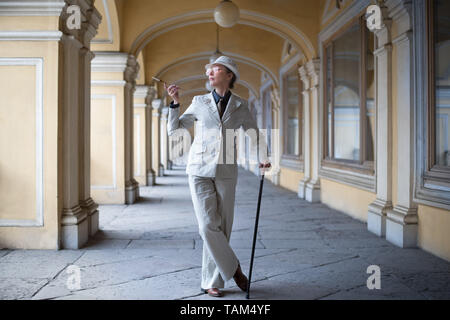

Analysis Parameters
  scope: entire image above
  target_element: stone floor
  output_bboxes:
[1,167,450,300]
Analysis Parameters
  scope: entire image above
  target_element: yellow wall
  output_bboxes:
[321,178,376,222]
[0,41,60,249]
[418,205,450,262]
[91,0,121,51]
[90,86,126,204]
[133,106,147,186]
[279,167,304,193]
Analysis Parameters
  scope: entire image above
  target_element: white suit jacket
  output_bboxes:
[167,92,268,178]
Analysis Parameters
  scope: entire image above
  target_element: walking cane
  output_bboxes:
[246,163,269,299]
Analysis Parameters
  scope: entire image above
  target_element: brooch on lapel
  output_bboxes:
[201,96,211,104]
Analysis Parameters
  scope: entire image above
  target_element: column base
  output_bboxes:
[158,163,164,177]
[167,160,173,170]
[125,179,139,204]
[61,205,89,249]
[305,180,320,203]
[80,197,99,237]
[146,169,156,186]
[298,178,309,199]
[134,179,140,199]
[386,205,418,248]
[367,199,392,237]
[89,210,99,236]
[270,169,280,186]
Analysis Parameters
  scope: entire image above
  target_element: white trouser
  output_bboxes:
[188,174,239,289]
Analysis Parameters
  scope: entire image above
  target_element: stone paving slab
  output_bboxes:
[1,167,450,300]
[141,230,202,240]
[0,250,83,279]
[260,239,330,250]
[75,249,154,267]
[127,239,195,249]
[0,278,49,300]
[322,273,426,300]
[32,256,197,300]
[50,268,202,300]
[265,256,372,293]
[0,249,11,258]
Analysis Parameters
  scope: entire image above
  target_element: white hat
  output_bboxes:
[205,56,240,81]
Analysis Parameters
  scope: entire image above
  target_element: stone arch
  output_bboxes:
[129,10,315,60]
[92,0,121,51]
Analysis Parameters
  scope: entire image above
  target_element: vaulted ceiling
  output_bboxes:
[92,0,329,109]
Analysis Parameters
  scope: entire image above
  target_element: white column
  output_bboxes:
[160,106,169,173]
[270,87,281,185]
[367,2,393,237]
[146,88,157,185]
[298,64,311,199]
[305,59,321,203]
[385,0,418,247]
[60,34,86,248]
[124,55,140,204]
[61,0,101,248]
[79,48,99,237]
[152,99,163,177]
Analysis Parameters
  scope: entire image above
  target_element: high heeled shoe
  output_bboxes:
[201,287,224,297]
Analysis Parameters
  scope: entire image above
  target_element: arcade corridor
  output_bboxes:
[1,0,450,301]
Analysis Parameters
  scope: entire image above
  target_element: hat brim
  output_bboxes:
[204,63,239,80]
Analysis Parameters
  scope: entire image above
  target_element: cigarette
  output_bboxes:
[152,77,181,89]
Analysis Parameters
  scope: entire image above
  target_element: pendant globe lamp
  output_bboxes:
[214,0,240,28]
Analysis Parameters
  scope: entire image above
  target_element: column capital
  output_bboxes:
[125,54,139,85]
[306,58,320,88]
[146,87,157,106]
[60,0,101,47]
[134,85,157,104]
[134,85,150,98]
[386,0,412,24]
[298,65,310,91]
[270,87,281,112]
[366,1,393,45]
[91,51,129,72]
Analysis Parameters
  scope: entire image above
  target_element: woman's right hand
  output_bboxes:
[165,83,180,104]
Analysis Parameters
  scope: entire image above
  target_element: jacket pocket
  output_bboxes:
[193,143,206,154]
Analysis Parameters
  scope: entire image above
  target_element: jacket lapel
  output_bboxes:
[222,93,241,123]
[200,92,221,125]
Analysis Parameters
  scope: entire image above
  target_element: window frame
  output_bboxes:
[321,14,375,177]
[425,0,450,185]
[413,0,450,210]
[279,53,304,171]
[282,64,303,160]
[261,80,273,157]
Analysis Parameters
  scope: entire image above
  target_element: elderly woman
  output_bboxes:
[165,56,270,297]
